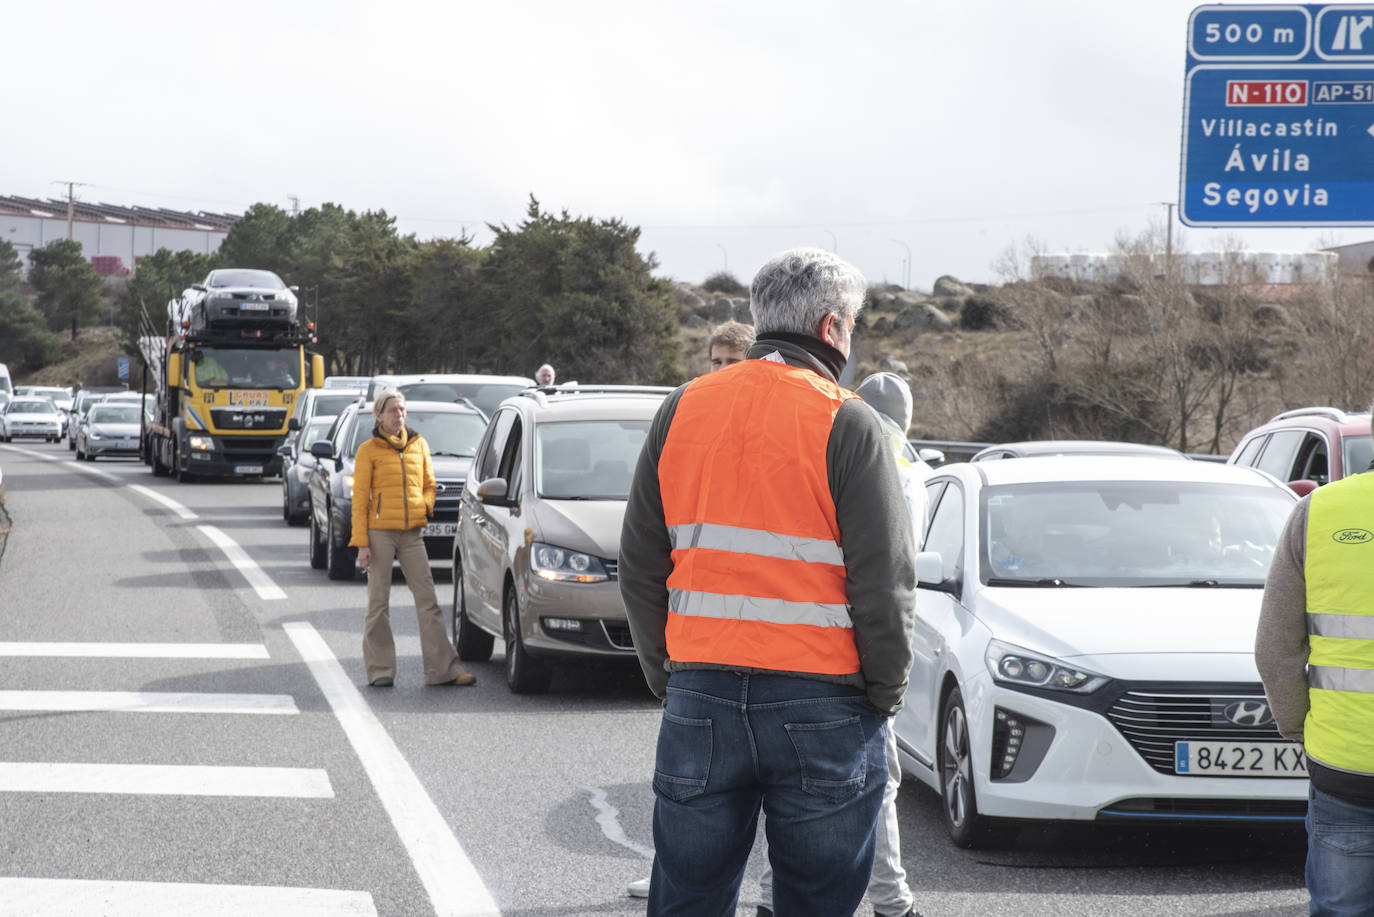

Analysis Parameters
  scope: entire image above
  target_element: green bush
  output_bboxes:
[702,271,747,296]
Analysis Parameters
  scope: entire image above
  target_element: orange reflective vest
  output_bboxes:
[657,358,861,676]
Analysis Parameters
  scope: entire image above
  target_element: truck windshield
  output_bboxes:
[194,349,300,389]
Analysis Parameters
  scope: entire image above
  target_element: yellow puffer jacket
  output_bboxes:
[349,427,436,547]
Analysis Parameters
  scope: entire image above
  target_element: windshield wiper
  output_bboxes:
[430,451,474,458]
[985,577,1083,587]
[1140,579,1261,588]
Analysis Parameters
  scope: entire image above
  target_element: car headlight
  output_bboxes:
[531,542,609,583]
[984,639,1109,694]
[343,474,354,491]
[187,435,216,451]
[87,428,104,440]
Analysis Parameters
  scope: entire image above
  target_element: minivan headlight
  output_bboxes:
[984,639,1109,694]
[531,542,609,583]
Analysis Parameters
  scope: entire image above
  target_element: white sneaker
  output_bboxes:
[626,876,651,898]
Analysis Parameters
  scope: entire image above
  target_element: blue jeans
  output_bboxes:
[647,670,887,917]
[1307,785,1374,916]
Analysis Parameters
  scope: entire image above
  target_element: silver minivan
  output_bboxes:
[451,386,670,693]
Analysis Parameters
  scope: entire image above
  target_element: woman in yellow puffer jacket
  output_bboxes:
[350,389,475,688]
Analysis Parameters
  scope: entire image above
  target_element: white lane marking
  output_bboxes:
[0,762,333,797]
[0,642,268,658]
[67,461,120,483]
[0,690,298,715]
[284,622,502,917]
[583,785,655,859]
[126,483,198,519]
[0,877,377,916]
[197,524,287,601]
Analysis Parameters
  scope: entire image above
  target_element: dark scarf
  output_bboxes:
[752,331,848,383]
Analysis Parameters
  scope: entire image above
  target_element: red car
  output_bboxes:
[1227,407,1373,491]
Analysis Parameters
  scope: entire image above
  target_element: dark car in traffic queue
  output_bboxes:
[279,414,336,525]
[307,399,488,580]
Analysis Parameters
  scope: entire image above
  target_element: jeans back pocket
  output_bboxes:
[653,711,713,803]
[785,715,866,803]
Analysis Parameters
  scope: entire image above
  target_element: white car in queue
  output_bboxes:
[894,455,1306,848]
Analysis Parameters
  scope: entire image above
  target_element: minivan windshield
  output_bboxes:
[208,270,286,289]
[348,409,486,459]
[980,480,1295,587]
[536,420,651,500]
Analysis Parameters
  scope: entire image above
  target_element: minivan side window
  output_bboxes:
[475,409,516,481]
[1233,434,1266,468]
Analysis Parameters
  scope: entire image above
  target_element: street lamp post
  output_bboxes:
[715,244,728,273]
[890,239,912,289]
[823,230,837,252]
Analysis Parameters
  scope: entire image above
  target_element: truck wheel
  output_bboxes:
[151,441,169,477]
[308,507,327,570]
[325,513,355,581]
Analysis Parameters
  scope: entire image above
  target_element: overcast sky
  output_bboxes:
[5,0,1353,290]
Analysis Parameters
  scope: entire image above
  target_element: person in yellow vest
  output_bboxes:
[1257,445,1374,916]
[620,247,917,916]
[351,389,475,688]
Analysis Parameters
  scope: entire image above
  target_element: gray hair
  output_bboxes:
[749,247,867,337]
[372,387,405,419]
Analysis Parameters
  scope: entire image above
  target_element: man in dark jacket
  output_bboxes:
[620,247,916,916]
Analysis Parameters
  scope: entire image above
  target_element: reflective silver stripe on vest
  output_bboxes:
[1308,613,1374,640]
[668,588,852,629]
[1310,665,1374,694]
[668,523,843,566]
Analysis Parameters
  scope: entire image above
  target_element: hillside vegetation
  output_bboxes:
[5,209,1370,456]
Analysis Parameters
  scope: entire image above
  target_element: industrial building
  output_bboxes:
[0,195,237,276]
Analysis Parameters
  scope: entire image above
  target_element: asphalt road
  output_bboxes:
[0,441,1310,917]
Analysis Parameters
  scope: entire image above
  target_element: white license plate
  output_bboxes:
[240,302,269,311]
[1174,741,1307,776]
[234,464,264,474]
[422,522,457,537]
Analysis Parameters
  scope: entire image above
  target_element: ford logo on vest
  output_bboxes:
[1333,528,1373,545]
[1223,701,1273,727]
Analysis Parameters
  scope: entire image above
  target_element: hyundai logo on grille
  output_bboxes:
[435,483,446,494]
[1222,700,1273,727]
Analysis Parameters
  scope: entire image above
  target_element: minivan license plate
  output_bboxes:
[1174,741,1307,776]
[422,522,457,537]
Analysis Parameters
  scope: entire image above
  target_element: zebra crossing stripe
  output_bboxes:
[0,690,298,715]
[0,762,333,798]
[0,877,376,916]
[0,642,269,658]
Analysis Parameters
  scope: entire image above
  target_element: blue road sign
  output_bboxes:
[1182,4,1374,226]
[117,357,129,380]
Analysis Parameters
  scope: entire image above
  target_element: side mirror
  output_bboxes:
[918,448,945,466]
[915,550,960,596]
[309,441,335,460]
[475,477,512,506]
[191,283,206,292]
[276,444,292,458]
[1287,479,1319,497]
[288,416,301,431]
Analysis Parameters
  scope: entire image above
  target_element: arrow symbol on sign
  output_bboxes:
[1368,124,1374,138]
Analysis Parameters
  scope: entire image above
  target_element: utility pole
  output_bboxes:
[1160,201,1176,280]
[288,195,300,217]
[53,180,90,240]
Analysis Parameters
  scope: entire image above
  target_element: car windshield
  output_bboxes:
[310,394,362,417]
[10,400,55,414]
[980,480,1295,587]
[209,270,285,289]
[88,406,139,424]
[536,419,651,500]
[1344,432,1373,478]
[193,348,299,389]
[348,410,485,458]
[397,382,526,419]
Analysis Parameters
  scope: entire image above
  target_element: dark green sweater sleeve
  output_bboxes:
[618,386,686,700]
[828,398,917,715]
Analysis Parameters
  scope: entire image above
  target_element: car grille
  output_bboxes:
[1105,688,1286,775]
[211,409,287,430]
[602,620,634,649]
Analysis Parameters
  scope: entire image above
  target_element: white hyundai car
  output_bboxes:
[894,455,1306,847]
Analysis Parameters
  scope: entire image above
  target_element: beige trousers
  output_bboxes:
[362,527,464,684]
